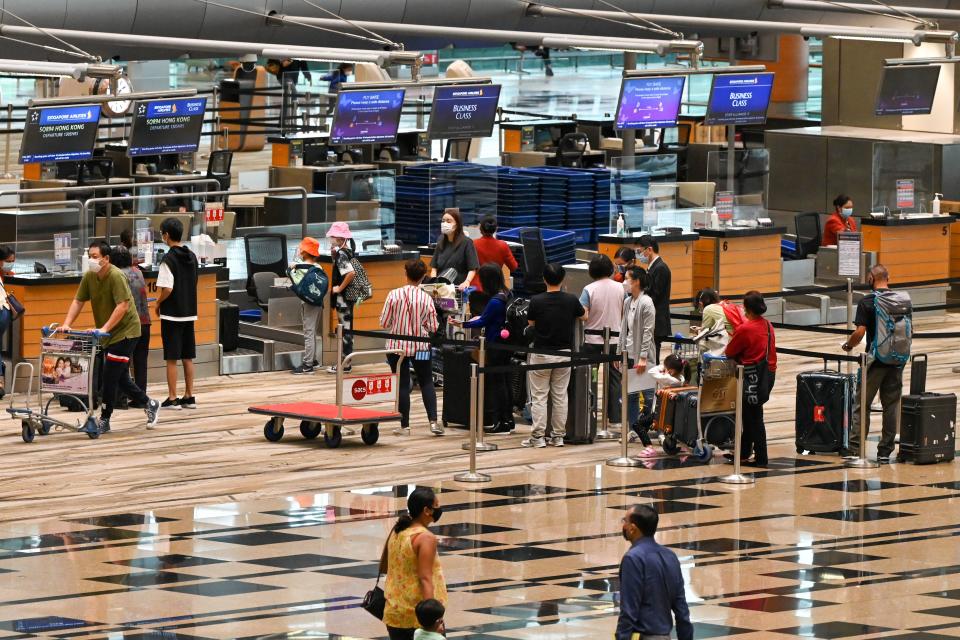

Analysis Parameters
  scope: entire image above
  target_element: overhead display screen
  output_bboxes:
[705,72,775,126]
[428,84,501,140]
[875,65,941,116]
[20,104,102,164]
[128,97,208,156]
[330,89,406,145]
[615,76,685,130]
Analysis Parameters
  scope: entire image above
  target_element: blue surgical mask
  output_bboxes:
[840,207,853,219]
[638,254,650,265]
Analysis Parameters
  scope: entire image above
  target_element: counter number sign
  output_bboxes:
[896,179,915,210]
[205,202,224,227]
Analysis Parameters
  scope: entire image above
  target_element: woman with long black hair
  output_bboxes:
[382,487,447,640]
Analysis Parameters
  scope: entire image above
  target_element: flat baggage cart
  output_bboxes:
[8,325,109,443]
[250,348,405,448]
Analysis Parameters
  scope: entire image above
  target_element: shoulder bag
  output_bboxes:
[743,321,774,406]
[362,533,390,619]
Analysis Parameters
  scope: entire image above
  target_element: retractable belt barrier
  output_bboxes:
[659,332,859,362]
[346,328,477,349]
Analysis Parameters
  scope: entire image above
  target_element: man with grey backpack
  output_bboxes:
[842,264,912,463]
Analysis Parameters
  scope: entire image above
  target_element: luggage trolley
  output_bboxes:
[249,347,405,448]
[8,325,109,443]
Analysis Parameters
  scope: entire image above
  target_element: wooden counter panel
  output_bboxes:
[952,225,960,278]
[692,235,783,296]
[863,225,951,284]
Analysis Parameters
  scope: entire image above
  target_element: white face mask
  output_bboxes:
[87,258,102,273]
[840,207,853,219]
[623,281,631,294]
[440,222,455,235]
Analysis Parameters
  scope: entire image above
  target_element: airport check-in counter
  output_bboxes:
[5,265,222,378]
[692,226,786,296]
[597,232,698,301]
[860,216,955,285]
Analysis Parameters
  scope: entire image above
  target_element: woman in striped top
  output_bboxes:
[380,258,441,437]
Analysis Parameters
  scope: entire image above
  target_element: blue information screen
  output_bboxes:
[20,104,101,163]
[428,84,501,140]
[128,97,208,156]
[705,72,775,126]
[615,76,685,130]
[330,89,406,145]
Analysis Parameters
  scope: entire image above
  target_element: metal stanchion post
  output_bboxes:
[846,278,854,376]
[846,352,879,469]
[607,349,641,467]
[465,333,497,452]
[720,365,755,484]
[455,363,492,483]
[596,327,619,441]
[2,104,14,179]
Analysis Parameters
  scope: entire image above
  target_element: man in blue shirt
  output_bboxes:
[617,504,693,640]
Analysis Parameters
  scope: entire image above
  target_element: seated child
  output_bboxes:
[414,599,446,639]
[630,354,686,453]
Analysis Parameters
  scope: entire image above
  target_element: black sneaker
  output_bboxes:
[145,398,161,429]
[96,418,111,434]
[839,448,858,460]
[877,455,891,464]
[180,396,197,410]
[161,397,181,411]
[291,364,315,375]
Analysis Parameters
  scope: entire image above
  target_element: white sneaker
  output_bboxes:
[549,436,565,447]
[430,422,444,436]
[521,437,546,448]
[393,427,410,436]
[627,431,641,443]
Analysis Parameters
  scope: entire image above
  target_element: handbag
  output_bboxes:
[362,533,390,620]
[744,321,774,406]
[6,293,23,319]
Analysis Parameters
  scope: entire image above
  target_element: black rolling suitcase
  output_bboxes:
[441,346,497,429]
[558,361,596,444]
[795,362,855,454]
[218,301,240,353]
[898,354,957,464]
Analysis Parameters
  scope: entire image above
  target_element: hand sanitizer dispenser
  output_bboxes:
[933,193,943,216]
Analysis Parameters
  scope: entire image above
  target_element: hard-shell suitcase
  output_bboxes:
[671,390,734,447]
[560,361,596,444]
[898,354,957,464]
[655,386,698,435]
[441,346,497,429]
[795,365,855,454]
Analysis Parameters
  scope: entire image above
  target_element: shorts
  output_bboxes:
[161,320,196,361]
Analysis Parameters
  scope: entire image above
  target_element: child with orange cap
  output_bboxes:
[289,237,328,375]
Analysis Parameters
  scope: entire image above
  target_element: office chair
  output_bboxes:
[555,133,589,168]
[244,233,288,299]
[252,271,277,310]
[518,227,547,295]
[794,211,822,259]
[207,150,233,192]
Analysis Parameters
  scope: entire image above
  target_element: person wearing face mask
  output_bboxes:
[326,222,358,374]
[430,208,478,292]
[823,194,858,247]
[0,245,16,398]
[0,245,15,278]
[638,235,672,363]
[612,247,637,284]
[617,505,692,640]
[618,267,656,441]
[381,487,447,640]
[60,241,161,433]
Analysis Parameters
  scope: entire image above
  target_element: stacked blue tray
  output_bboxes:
[494,169,541,228]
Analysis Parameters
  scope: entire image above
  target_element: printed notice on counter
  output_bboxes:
[205,201,224,227]
[53,233,71,267]
[715,190,735,221]
[896,178,915,210]
[136,228,153,266]
[837,231,862,278]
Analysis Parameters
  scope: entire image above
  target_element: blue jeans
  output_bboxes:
[626,388,654,429]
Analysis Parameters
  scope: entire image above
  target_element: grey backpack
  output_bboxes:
[871,290,912,366]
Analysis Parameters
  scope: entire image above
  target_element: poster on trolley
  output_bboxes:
[40,338,90,395]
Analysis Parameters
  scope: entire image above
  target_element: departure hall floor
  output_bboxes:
[1,318,959,639]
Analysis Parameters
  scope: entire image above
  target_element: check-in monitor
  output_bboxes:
[20,104,102,164]
[128,97,208,156]
[428,84,501,140]
[875,65,941,116]
[615,76,685,130]
[705,72,775,126]
[330,89,406,145]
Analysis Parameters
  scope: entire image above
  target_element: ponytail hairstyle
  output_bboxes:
[393,486,437,534]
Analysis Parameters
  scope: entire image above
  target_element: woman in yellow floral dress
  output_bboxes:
[382,487,448,639]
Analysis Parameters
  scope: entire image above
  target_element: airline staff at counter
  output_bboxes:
[822,194,857,247]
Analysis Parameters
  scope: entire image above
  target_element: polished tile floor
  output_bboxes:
[3,452,960,639]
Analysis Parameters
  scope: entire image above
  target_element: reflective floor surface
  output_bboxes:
[3,454,960,639]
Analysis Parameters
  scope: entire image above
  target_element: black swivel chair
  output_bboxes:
[244,234,288,300]
[519,227,548,295]
[793,211,822,259]
[207,150,233,197]
[554,133,589,168]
